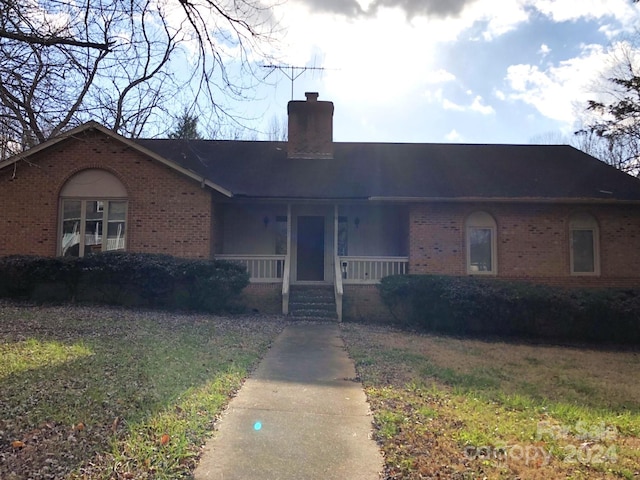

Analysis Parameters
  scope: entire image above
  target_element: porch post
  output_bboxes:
[334,204,339,259]
[333,204,343,321]
[287,204,292,259]
[282,204,292,315]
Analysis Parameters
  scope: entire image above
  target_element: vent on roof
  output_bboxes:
[287,92,334,159]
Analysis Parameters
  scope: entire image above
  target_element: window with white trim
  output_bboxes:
[569,213,599,275]
[337,216,348,256]
[59,170,128,257]
[466,211,497,275]
[275,215,287,255]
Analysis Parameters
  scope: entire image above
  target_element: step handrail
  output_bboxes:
[334,255,343,322]
[282,254,290,315]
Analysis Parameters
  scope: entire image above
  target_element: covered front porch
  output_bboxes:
[214,202,409,319]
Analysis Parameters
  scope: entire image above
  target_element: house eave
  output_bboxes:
[231,195,370,202]
[367,196,640,205]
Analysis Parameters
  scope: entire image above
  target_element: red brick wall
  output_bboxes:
[241,283,282,314]
[0,129,212,258]
[343,284,394,323]
[409,203,466,276]
[409,202,640,288]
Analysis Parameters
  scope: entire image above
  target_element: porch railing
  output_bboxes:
[339,256,409,284]
[215,254,286,283]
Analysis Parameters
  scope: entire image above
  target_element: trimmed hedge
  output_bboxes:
[0,253,249,313]
[379,275,640,344]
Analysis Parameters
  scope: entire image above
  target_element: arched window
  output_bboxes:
[466,211,497,275]
[59,169,128,257]
[569,213,599,275]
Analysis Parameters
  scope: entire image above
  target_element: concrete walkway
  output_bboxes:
[194,323,383,480]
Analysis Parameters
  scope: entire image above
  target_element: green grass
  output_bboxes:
[0,338,93,378]
[0,304,285,479]
[342,324,640,479]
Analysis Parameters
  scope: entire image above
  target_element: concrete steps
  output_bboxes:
[289,285,338,321]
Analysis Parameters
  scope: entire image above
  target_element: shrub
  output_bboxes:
[81,252,176,305]
[0,255,68,299]
[0,253,250,313]
[378,275,640,344]
[173,259,249,312]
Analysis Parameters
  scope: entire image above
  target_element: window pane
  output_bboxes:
[338,216,348,256]
[469,228,492,272]
[60,193,127,257]
[106,201,126,251]
[108,201,126,221]
[62,200,81,257]
[572,229,595,273]
[275,216,287,255]
[85,201,103,253]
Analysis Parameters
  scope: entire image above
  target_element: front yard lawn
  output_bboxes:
[342,324,640,480]
[0,303,285,479]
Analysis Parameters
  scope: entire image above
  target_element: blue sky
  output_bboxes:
[225,0,640,145]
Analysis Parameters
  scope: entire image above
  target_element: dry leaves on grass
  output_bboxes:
[0,302,286,480]
[341,323,640,480]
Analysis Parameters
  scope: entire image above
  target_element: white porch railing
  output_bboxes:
[106,237,125,251]
[215,255,286,283]
[339,256,409,284]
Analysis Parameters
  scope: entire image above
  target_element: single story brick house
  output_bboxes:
[2,92,640,320]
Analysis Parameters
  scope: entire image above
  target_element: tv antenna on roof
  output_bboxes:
[262,64,333,99]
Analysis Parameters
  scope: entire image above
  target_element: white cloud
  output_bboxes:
[423,88,444,103]
[440,95,494,115]
[245,0,640,143]
[445,129,463,142]
[504,42,627,126]
[274,5,442,106]
[474,0,531,40]
[470,96,495,115]
[268,0,640,113]
[424,69,456,84]
[442,98,466,111]
[531,0,636,24]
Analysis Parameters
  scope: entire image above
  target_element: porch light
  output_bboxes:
[354,217,360,228]
[263,216,270,228]
[341,261,348,279]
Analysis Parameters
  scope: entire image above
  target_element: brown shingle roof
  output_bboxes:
[134,139,640,202]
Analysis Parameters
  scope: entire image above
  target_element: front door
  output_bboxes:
[297,216,325,281]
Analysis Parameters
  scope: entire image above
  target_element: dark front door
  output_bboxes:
[297,216,325,281]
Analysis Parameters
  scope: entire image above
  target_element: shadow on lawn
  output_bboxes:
[0,307,278,480]
[350,338,640,429]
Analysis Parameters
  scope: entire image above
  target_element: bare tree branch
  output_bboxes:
[580,40,640,174]
[0,0,280,150]
[0,28,113,51]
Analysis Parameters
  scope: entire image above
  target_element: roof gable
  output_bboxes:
[0,122,232,197]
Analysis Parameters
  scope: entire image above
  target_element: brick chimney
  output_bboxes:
[287,92,334,159]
